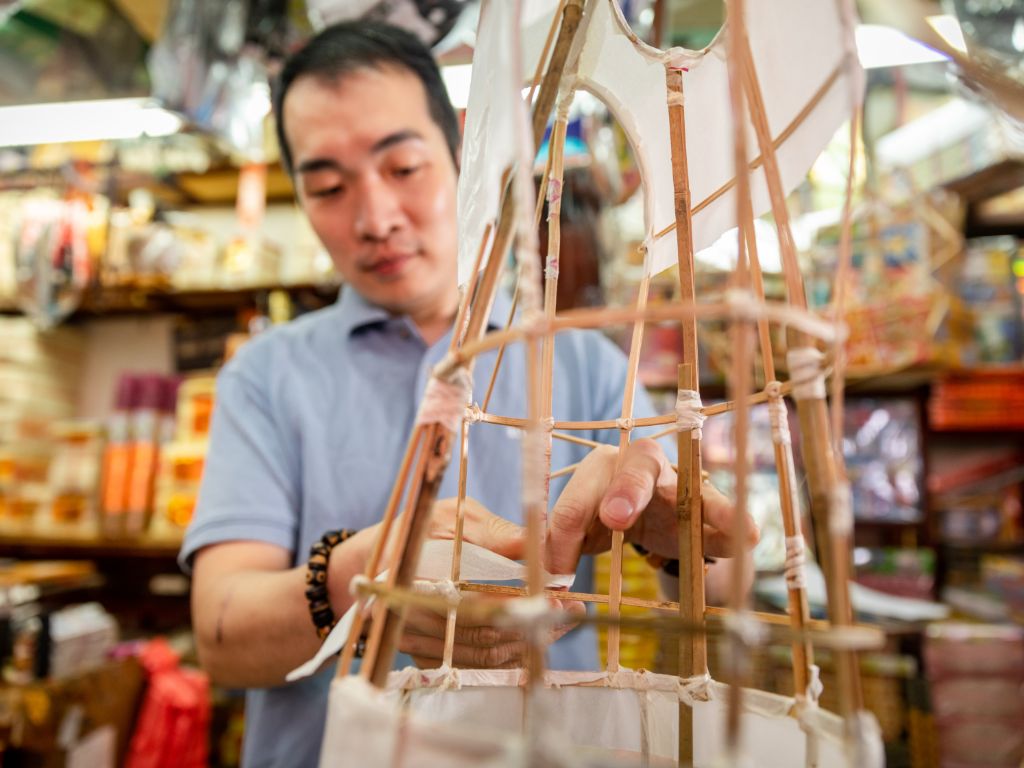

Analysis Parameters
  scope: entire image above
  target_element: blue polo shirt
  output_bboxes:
[181,286,664,768]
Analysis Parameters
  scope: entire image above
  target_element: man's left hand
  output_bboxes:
[544,439,759,575]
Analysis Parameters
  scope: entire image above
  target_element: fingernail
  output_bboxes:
[603,496,635,527]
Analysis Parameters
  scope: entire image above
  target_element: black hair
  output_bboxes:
[273,20,460,174]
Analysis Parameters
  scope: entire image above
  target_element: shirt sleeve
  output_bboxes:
[178,352,301,574]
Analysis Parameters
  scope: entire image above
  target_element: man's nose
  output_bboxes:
[354,175,402,241]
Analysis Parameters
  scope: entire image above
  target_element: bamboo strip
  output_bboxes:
[354,580,886,651]
[437,297,843,379]
[666,58,705,763]
[442,419,472,668]
[605,268,651,672]
[736,95,814,708]
[724,3,755,749]
[364,0,586,684]
[338,424,425,677]
[651,62,844,244]
[739,31,864,717]
[363,426,433,681]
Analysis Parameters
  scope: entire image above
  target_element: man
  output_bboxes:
[182,20,754,768]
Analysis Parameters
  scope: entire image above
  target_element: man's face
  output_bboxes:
[283,67,459,320]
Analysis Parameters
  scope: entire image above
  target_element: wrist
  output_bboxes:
[305,529,360,639]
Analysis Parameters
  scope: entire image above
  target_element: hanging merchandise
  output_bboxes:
[305,0,471,44]
[13,195,99,328]
[148,0,296,158]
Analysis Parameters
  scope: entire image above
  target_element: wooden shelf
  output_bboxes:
[0,280,341,318]
[0,532,182,559]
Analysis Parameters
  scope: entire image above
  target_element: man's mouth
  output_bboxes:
[363,252,414,277]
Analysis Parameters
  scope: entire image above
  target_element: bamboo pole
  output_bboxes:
[666,64,706,765]
[356,581,885,652]
[739,131,815,710]
[337,424,425,676]
[605,268,650,673]
[738,30,863,717]
[442,419,472,668]
[723,2,756,753]
[364,0,585,685]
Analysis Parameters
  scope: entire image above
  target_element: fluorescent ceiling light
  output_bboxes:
[855,24,950,69]
[0,98,183,148]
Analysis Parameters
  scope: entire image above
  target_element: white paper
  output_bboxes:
[288,540,575,681]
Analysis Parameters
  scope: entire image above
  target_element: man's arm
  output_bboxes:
[191,532,372,688]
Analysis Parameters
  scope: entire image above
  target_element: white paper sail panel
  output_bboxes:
[319,670,857,767]
[456,0,859,283]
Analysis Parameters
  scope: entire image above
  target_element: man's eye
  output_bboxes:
[392,165,421,179]
[309,185,344,198]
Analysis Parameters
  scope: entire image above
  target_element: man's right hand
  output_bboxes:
[335,497,583,670]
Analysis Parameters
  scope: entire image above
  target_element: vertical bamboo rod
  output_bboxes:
[743,211,813,702]
[675,364,705,763]
[362,428,432,680]
[541,112,569,415]
[666,64,706,765]
[724,1,755,753]
[338,425,425,677]
[739,33,863,715]
[442,419,472,668]
[605,269,651,673]
[364,0,585,683]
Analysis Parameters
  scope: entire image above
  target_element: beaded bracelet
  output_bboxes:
[305,528,358,640]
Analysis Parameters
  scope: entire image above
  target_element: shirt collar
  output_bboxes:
[334,282,516,338]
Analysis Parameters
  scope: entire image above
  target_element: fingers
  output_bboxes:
[546,445,617,574]
[431,497,526,560]
[597,439,671,530]
[399,599,584,670]
[701,483,760,558]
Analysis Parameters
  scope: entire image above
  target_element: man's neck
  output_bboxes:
[409,299,458,347]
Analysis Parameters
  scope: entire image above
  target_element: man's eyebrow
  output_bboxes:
[295,158,345,175]
[295,131,424,176]
[371,129,424,154]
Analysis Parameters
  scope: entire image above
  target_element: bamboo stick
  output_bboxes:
[738,30,864,717]
[738,118,814,708]
[723,2,756,751]
[666,62,705,765]
[364,0,585,685]
[437,297,843,379]
[354,580,886,651]
[442,419,472,668]
[605,269,651,672]
[650,62,844,245]
[338,424,425,677]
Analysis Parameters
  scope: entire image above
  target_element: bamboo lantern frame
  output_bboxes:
[320,0,885,764]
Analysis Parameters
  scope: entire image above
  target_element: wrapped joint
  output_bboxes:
[805,663,824,704]
[677,672,713,705]
[786,347,827,401]
[413,578,462,606]
[349,573,371,597]
[766,382,792,446]
[784,535,807,590]
[416,367,472,433]
[675,389,706,439]
[616,417,635,432]
[829,481,854,537]
[464,403,484,424]
[522,427,552,507]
